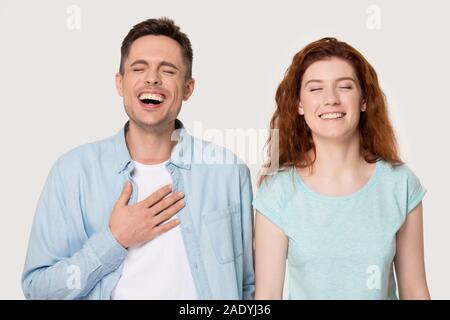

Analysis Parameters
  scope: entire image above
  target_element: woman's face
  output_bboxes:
[299,57,366,142]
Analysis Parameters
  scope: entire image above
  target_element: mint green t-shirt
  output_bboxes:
[253,160,426,300]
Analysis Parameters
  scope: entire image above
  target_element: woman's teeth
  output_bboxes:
[319,112,345,119]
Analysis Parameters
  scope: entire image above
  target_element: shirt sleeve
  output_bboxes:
[22,158,128,299]
[252,174,285,232]
[405,166,427,214]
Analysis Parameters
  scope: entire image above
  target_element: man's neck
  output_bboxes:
[125,120,177,165]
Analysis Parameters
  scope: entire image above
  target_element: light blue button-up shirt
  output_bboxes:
[22,120,255,300]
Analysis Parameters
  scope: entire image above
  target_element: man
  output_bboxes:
[22,17,254,300]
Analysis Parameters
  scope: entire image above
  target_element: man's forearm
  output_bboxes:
[23,227,127,299]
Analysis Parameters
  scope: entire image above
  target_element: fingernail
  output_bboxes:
[178,191,184,197]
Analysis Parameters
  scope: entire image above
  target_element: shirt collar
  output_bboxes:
[114,119,192,173]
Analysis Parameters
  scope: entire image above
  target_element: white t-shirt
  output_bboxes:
[111,160,197,299]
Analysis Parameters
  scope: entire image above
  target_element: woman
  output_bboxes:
[253,37,430,299]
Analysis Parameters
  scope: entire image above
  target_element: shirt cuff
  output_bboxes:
[85,226,128,271]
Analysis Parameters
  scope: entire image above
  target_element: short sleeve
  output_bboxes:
[252,175,285,231]
[405,167,427,214]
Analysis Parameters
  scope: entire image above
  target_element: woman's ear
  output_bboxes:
[298,101,305,115]
[361,100,367,112]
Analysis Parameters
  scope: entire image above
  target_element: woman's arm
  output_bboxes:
[394,202,431,299]
[254,211,288,299]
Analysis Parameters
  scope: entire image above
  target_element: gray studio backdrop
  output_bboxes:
[0,0,448,299]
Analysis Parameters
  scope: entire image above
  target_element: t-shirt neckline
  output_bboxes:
[292,160,382,202]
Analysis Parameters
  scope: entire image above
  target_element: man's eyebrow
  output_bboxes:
[129,59,149,67]
[160,61,179,70]
[128,60,179,70]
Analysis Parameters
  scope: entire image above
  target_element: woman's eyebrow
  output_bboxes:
[304,79,323,86]
[336,76,357,83]
[304,77,357,86]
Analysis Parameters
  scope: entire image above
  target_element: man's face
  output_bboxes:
[116,35,195,131]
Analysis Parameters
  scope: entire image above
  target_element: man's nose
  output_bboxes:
[144,69,161,85]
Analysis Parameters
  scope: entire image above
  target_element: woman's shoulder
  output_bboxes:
[377,159,426,214]
[257,166,298,197]
[378,159,420,182]
[259,166,296,186]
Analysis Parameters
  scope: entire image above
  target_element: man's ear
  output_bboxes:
[115,72,124,97]
[183,78,195,101]
[298,101,305,115]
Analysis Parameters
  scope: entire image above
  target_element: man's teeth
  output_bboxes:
[319,113,345,119]
[138,93,165,102]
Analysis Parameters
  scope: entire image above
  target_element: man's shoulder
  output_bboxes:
[189,135,247,168]
[186,135,251,188]
[54,132,118,171]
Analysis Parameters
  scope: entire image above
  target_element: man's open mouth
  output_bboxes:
[138,93,166,105]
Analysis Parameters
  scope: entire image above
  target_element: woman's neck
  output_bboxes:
[307,133,367,178]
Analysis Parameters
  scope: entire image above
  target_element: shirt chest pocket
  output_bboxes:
[202,204,243,264]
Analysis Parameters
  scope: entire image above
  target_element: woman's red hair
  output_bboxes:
[260,37,402,184]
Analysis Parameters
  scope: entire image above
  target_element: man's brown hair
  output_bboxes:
[119,17,193,79]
